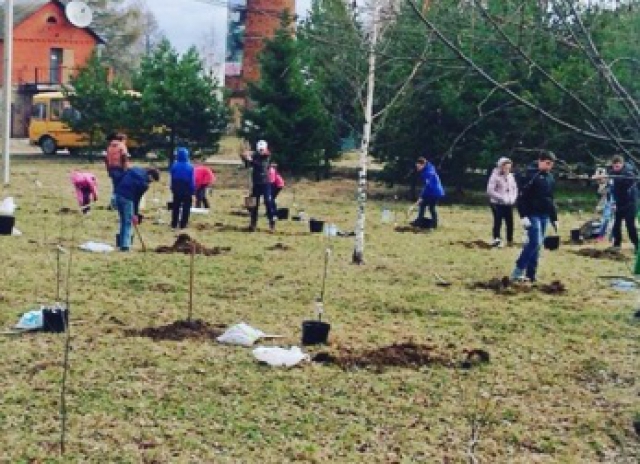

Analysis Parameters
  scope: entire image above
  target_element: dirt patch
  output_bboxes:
[572,248,627,262]
[395,226,431,234]
[472,277,567,295]
[313,343,490,371]
[229,209,250,217]
[156,234,231,256]
[58,207,76,214]
[538,280,567,295]
[267,243,291,251]
[453,240,493,250]
[150,283,176,293]
[124,319,224,341]
[193,223,215,231]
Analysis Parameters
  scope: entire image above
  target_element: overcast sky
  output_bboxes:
[143,0,313,55]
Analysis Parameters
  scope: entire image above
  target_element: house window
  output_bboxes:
[31,103,47,120]
[47,16,57,24]
[50,48,63,84]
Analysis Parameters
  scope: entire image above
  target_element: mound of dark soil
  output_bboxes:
[472,277,567,295]
[453,240,493,250]
[124,319,223,341]
[267,243,291,251]
[472,277,527,294]
[156,234,231,256]
[313,342,450,369]
[58,207,75,214]
[313,343,490,371]
[229,209,250,217]
[572,248,627,262]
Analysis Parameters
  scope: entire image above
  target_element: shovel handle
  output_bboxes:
[133,223,146,252]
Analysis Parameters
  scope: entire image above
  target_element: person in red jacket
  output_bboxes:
[194,164,216,209]
[269,163,285,211]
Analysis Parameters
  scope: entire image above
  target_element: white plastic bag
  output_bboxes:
[252,346,309,367]
[0,197,16,215]
[216,323,265,347]
[79,241,114,253]
[190,207,210,215]
[15,310,43,330]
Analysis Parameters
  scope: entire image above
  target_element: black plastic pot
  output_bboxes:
[302,320,331,345]
[167,201,173,210]
[42,308,69,333]
[544,235,560,250]
[0,215,15,235]
[570,228,581,243]
[276,208,289,220]
[309,219,324,234]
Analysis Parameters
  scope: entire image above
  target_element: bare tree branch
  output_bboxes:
[405,0,640,147]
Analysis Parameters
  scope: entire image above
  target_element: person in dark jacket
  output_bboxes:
[114,167,160,251]
[170,147,196,230]
[412,157,445,228]
[608,155,638,251]
[511,152,558,282]
[240,139,275,231]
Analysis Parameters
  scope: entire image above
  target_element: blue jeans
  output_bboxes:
[515,215,549,280]
[115,195,134,251]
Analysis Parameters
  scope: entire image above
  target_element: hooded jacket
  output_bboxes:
[419,162,445,199]
[170,149,196,196]
[194,165,215,189]
[269,167,285,188]
[115,167,150,214]
[487,168,518,205]
[516,162,557,221]
[608,162,638,210]
[70,171,98,204]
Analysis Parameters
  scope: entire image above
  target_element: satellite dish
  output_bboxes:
[65,1,93,28]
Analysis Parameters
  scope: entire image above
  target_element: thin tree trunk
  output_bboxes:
[353,1,379,265]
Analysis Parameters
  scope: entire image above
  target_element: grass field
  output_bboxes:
[0,158,638,463]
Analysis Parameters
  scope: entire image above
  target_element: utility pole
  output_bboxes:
[352,0,379,264]
[2,0,14,185]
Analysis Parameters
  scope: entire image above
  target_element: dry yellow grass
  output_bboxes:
[0,157,638,462]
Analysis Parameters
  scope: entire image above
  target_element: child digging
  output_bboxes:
[70,171,98,214]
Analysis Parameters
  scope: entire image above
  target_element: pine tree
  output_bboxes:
[241,13,332,177]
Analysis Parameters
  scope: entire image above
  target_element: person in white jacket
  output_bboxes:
[486,157,518,247]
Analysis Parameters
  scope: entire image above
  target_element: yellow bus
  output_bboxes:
[28,91,85,155]
[28,91,144,156]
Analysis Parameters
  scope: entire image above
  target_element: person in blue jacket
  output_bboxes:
[412,157,445,228]
[170,147,196,230]
[114,167,160,251]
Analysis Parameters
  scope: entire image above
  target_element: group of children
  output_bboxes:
[67,136,288,248]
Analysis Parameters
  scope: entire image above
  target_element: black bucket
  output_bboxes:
[276,208,289,220]
[309,219,324,234]
[570,228,581,243]
[42,308,69,333]
[302,320,331,345]
[544,235,560,250]
[0,215,15,235]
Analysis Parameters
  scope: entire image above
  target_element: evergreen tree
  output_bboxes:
[132,39,230,164]
[242,13,332,177]
[64,53,129,158]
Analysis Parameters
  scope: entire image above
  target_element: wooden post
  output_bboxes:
[188,242,195,322]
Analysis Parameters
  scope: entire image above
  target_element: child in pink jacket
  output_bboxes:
[194,164,216,209]
[70,171,98,214]
[269,163,285,210]
[486,157,518,247]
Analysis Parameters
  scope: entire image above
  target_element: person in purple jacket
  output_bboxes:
[412,157,445,229]
[486,157,518,247]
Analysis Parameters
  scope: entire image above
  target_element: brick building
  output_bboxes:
[0,0,103,136]
[225,0,295,112]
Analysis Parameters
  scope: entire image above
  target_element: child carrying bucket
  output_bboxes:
[70,171,98,214]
